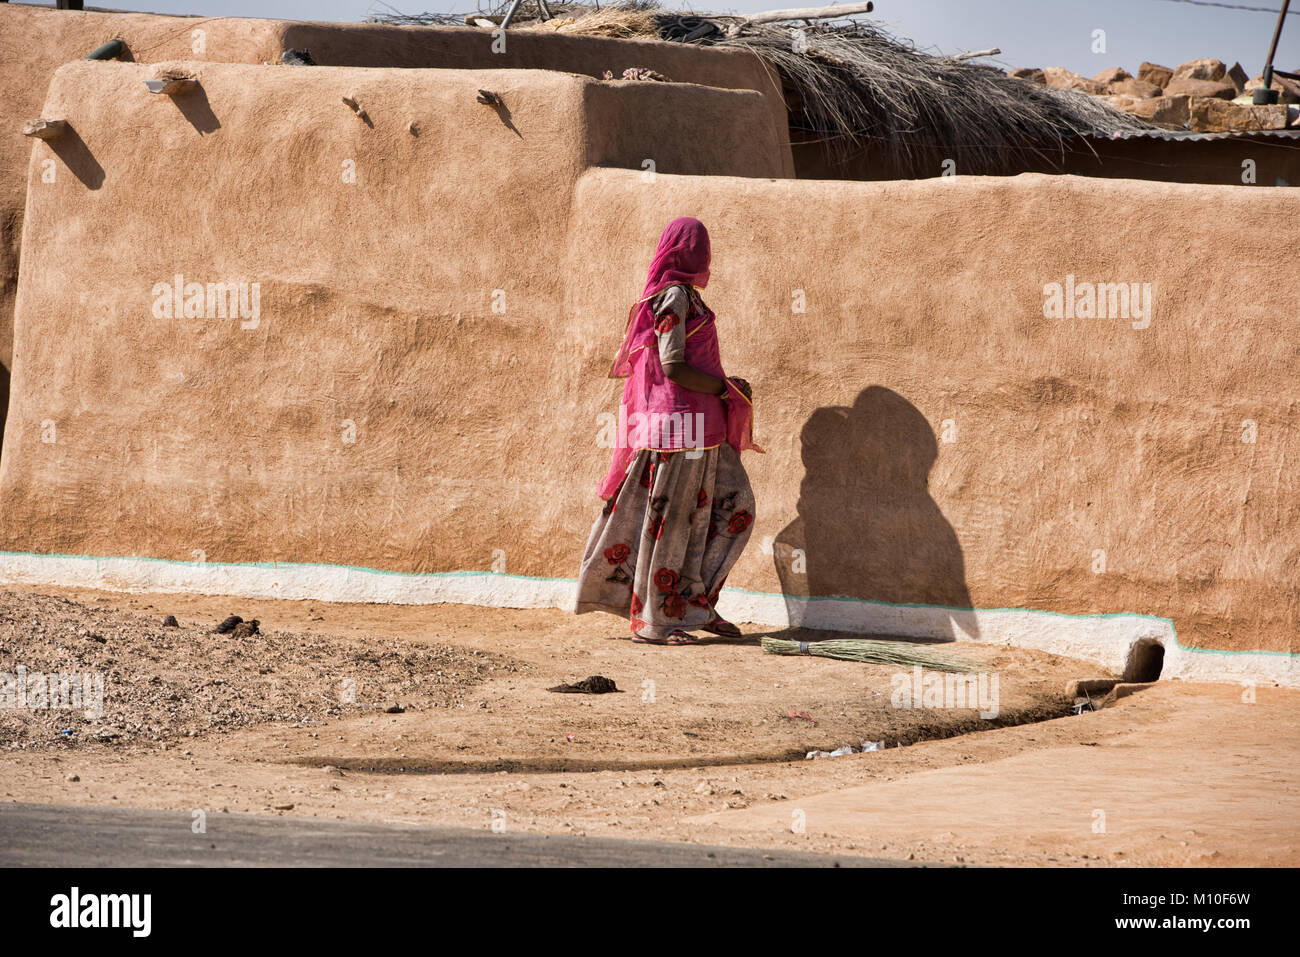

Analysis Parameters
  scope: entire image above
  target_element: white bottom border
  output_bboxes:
[0,552,1293,688]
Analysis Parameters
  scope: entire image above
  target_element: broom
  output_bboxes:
[761,636,977,673]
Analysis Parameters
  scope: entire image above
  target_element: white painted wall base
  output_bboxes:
[1,551,1294,688]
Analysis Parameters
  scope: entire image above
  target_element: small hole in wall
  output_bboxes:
[1123,638,1165,683]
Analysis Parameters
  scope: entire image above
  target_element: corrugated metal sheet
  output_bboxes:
[1085,128,1300,142]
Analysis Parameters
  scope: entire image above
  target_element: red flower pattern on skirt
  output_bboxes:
[653,567,679,594]
[578,443,753,642]
[663,593,686,618]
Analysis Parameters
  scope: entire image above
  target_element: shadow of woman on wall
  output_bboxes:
[772,385,978,643]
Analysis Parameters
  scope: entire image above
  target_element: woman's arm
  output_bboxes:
[655,285,729,396]
[662,361,728,396]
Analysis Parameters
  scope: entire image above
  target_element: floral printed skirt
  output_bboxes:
[575,443,755,640]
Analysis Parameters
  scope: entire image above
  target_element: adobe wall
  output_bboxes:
[276,20,791,165]
[795,133,1300,186]
[0,7,283,439]
[2,56,1296,685]
[564,169,1298,669]
[0,60,782,603]
[0,4,793,444]
[0,6,285,343]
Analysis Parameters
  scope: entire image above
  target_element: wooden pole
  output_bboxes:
[952,47,1000,61]
[1262,0,1291,86]
[499,0,526,30]
[1256,0,1291,103]
[738,2,874,26]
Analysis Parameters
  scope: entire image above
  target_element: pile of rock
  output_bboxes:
[1008,58,1300,133]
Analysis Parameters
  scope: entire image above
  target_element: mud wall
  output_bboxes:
[0,4,792,446]
[564,170,1299,661]
[0,59,782,595]
[275,20,791,160]
[0,8,282,440]
[794,132,1300,186]
[2,54,1297,681]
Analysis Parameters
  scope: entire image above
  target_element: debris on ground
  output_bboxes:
[806,740,884,759]
[0,591,520,750]
[161,615,179,628]
[546,675,620,694]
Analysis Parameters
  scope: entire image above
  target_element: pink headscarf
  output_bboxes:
[599,218,762,500]
[610,216,712,378]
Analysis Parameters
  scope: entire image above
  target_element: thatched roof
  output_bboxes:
[372,2,1159,176]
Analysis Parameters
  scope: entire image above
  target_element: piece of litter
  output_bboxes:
[785,710,816,725]
[806,739,884,759]
[546,675,619,694]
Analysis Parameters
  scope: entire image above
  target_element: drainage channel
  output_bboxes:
[288,698,1083,776]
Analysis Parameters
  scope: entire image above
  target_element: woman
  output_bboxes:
[575,217,762,644]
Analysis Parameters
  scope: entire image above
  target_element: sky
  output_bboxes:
[33,0,1300,77]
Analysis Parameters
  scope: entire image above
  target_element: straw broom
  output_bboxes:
[761,636,977,673]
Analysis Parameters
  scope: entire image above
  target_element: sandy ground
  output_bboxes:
[1,585,1296,867]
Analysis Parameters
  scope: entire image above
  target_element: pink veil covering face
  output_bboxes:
[599,218,762,500]
[610,217,712,378]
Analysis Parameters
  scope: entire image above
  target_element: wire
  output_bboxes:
[1151,0,1298,15]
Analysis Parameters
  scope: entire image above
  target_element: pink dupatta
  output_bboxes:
[599,217,762,500]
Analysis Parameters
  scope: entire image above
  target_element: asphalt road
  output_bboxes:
[0,802,911,867]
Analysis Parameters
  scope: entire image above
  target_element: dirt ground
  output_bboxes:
[1,585,1296,867]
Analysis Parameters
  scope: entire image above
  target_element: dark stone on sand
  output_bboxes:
[547,675,620,694]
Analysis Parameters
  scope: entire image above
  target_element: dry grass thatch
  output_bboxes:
[371,2,1157,176]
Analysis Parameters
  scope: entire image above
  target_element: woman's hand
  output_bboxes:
[728,377,752,402]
